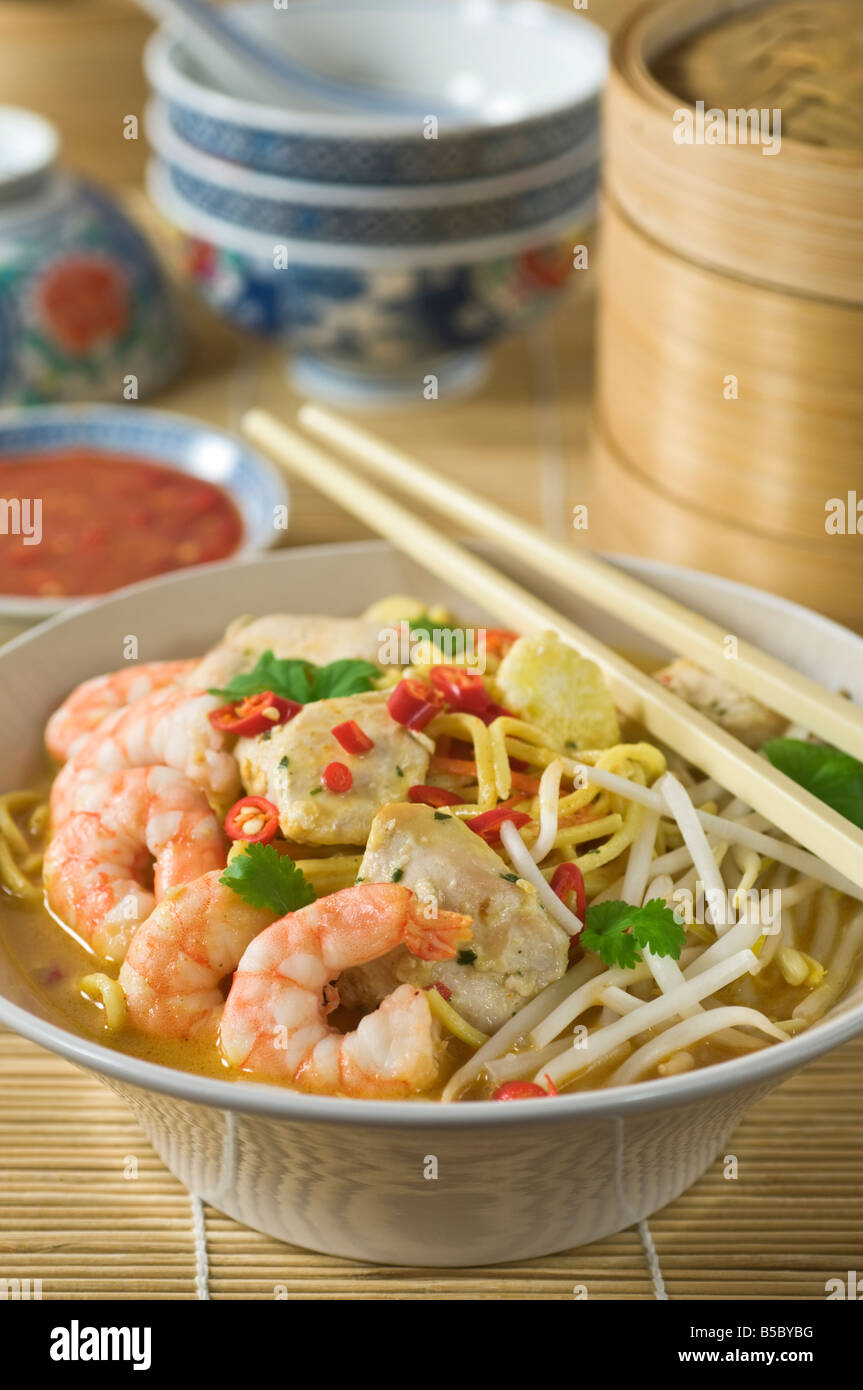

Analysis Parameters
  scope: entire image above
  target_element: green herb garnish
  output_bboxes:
[220,843,316,915]
[764,738,863,831]
[500,872,519,883]
[309,786,322,796]
[278,756,290,770]
[581,898,686,970]
[390,867,404,883]
[408,617,471,656]
[456,948,477,966]
[210,651,379,704]
[433,811,453,821]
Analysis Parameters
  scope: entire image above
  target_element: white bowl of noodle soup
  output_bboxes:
[1,541,862,1267]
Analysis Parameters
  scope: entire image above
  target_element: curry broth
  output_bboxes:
[4,859,836,1100]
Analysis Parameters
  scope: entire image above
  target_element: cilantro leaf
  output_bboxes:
[209,650,379,705]
[210,653,313,702]
[220,843,316,915]
[582,903,643,969]
[408,617,470,656]
[581,898,686,970]
[308,657,380,700]
[764,738,863,832]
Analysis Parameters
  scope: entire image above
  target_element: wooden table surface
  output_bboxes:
[1,0,861,1302]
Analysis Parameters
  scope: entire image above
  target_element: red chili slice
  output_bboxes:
[482,628,520,659]
[224,795,280,844]
[492,1078,556,1101]
[550,862,587,923]
[408,785,465,809]
[331,719,374,755]
[467,807,532,845]
[478,701,516,726]
[209,691,302,736]
[428,665,492,716]
[322,761,353,793]
[425,981,453,1001]
[386,677,443,731]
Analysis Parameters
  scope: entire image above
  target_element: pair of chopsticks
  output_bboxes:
[242,404,863,893]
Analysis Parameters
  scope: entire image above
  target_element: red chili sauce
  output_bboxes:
[0,449,244,597]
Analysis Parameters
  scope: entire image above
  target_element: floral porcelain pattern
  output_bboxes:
[0,179,183,406]
[185,234,578,367]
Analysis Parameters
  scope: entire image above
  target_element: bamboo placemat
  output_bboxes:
[1,1025,860,1300]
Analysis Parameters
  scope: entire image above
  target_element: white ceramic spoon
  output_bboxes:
[133,0,448,115]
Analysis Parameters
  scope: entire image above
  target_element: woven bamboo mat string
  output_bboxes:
[615,1112,669,1299]
[638,1222,668,1301]
[190,1196,210,1302]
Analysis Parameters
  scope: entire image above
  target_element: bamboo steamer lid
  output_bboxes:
[596,197,863,546]
[605,0,863,303]
[652,0,863,152]
[589,418,863,633]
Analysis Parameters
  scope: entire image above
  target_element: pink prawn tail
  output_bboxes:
[404,898,472,962]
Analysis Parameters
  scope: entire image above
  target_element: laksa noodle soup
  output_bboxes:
[3,597,862,1101]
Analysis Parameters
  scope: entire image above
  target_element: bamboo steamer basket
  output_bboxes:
[604,0,863,303]
[589,419,863,633]
[596,197,863,547]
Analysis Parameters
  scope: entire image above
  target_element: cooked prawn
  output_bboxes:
[119,870,275,1041]
[44,766,227,961]
[45,660,197,763]
[50,684,242,826]
[220,883,473,1098]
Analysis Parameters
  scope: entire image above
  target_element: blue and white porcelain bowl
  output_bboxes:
[145,0,607,186]
[0,404,290,618]
[146,98,599,246]
[0,107,183,407]
[149,158,593,405]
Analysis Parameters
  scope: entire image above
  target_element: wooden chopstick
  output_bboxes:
[298,402,863,763]
[243,406,863,892]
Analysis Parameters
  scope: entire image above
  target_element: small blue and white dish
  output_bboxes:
[149,157,594,405]
[145,0,607,185]
[0,404,290,618]
[146,98,599,245]
[0,107,183,407]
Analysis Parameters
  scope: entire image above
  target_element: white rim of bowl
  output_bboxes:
[0,106,60,197]
[1,539,863,1125]
[144,0,608,139]
[145,95,600,206]
[0,404,289,618]
[0,169,77,235]
[147,157,596,269]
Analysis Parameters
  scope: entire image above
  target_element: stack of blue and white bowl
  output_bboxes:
[145,0,607,404]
